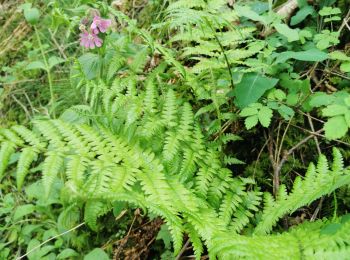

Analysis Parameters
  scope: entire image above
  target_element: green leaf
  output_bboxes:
[309,92,334,107]
[234,73,279,108]
[13,204,35,221]
[324,116,348,140]
[322,105,348,117]
[78,53,102,80]
[274,24,299,42]
[245,115,259,130]
[344,113,350,128]
[330,51,350,61]
[320,223,342,235]
[278,105,295,120]
[84,248,109,260]
[319,7,341,16]
[24,7,40,25]
[235,5,267,24]
[48,56,65,70]
[258,107,273,127]
[274,49,328,64]
[157,224,172,249]
[240,106,259,117]
[324,16,341,23]
[340,62,350,72]
[57,249,79,259]
[25,61,47,71]
[290,6,315,26]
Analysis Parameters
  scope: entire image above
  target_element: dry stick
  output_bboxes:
[290,124,350,147]
[338,9,350,33]
[307,114,321,155]
[277,129,324,173]
[270,129,324,196]
[16,222,85,260]
[175,239,191,260]
[307,115,324,220]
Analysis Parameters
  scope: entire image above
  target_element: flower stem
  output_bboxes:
[34,26,56,118]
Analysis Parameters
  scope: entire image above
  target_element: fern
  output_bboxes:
[16,148,37,189]
[0,141,15,180]
[254,148,350,235]
[210,218,350,259]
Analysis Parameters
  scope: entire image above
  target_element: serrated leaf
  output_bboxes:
[258,107,273,127]
[344,113,350,127]
[245,115,258,130]
[233,73,279,108]
[309,92,334,107]
[340,62,350,72]
[240,107,258,117]
[322,105,348,117]
[274,24,299,42]
[329,51,350,61]
[324,116,348,140]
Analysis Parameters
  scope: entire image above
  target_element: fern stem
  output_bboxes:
[204,19,234,91]
[34,26,55,118]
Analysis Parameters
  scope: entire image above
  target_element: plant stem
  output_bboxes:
[34,26,55,118]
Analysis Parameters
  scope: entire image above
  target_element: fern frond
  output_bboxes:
[186,223,203,260]
[16,148,37,189]
[0,141,15,179]
[162,89,178,127]
[42,152,64,198]
[254,149,350,235]
[84,200,110,231]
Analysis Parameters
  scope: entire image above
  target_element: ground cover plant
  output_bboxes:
[0,0,350,259]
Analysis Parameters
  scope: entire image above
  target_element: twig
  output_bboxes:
[338,9,350,34]
[16,222,85,260]
[176,239,190,260]
[307,113,321,155]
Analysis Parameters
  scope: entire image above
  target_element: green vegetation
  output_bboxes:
[0,0,349,259]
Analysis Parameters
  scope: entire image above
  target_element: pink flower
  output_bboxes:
[91,15,111,34]
[79,31,103,49]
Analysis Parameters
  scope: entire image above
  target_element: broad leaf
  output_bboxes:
[233,73,278,108]
[84,248,109,260]
[290,6,315,26]
[78,53,101,80]
[274,24,299,42]
[25,61,46,71]
[24,7,40,25]
[274,49,328,64]
[48,56,65,69]
[13,204,35,221]
[324,116,348,140]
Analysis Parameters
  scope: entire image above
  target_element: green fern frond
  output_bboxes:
[186,223,203,260]
[254,149,350,235]
[162,89,178,127]
[16,148,37,189]
[0,141,15,180]
[42,152,64,198]
[84,200,110,231]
